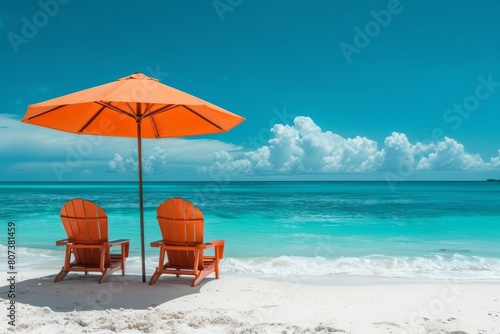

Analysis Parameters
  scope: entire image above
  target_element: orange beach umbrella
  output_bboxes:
[22,72,245,282]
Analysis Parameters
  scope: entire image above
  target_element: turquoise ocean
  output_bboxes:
[1,181,499,280]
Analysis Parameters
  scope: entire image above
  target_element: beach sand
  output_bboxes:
[1,270,499,333]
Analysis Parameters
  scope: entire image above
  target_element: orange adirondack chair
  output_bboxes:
[54,199,130,283]
[149,198,225,287]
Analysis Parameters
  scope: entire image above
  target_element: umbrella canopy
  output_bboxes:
[22,72,245,282]
[22,72,244,138]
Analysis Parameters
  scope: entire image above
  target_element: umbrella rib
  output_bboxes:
[78,105,106,134]
[97,102,136,119]
[142,104,175,118]
[144,103,154,114]
[126,102,140,117]
[149,115,160,138]
[24,104,67,121]
[184,106,223,130]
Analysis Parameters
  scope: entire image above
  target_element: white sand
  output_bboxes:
[1,270,499,333]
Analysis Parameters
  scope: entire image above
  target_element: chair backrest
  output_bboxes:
[60,198,109,242]
[60,198,109,265]
[156,198,204,268]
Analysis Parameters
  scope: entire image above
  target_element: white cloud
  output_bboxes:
[202,151,253,174]
[108,146,169,174]
[200,116,386,174]
[107,140,243,174]
[416,137,485,170]
[380,132,436,171]
[322,135,383,173]
[108,152,138,173]
[200,116,500,176]
[489,150,500,168]
[244,147,272,170]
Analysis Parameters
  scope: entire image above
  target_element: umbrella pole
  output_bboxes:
[137,121,146,283]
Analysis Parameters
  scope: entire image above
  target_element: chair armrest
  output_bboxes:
[203,240,225,248]
[202,240,225,258]
[55,239,69,246]
[108,239,130,247]
[109,239,130,257]
[150,240,163,247]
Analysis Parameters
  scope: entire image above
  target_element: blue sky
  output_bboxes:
[1,0,500,181]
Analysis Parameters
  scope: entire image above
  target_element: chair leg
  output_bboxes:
[54,267,68,282]
[121,258,126,276]
[58,246,72,282]
[149,269,160,285]
[150,247,166,285]
[214,259,220,279]
[191,270,211,287]
[99,268,112,284]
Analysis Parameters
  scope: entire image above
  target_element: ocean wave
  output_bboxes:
[3,245,499,280]
[221,254,500,280]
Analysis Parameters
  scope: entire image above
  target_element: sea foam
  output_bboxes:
[221,254,500,280]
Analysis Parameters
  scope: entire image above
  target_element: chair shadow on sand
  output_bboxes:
[0,273,214,312]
